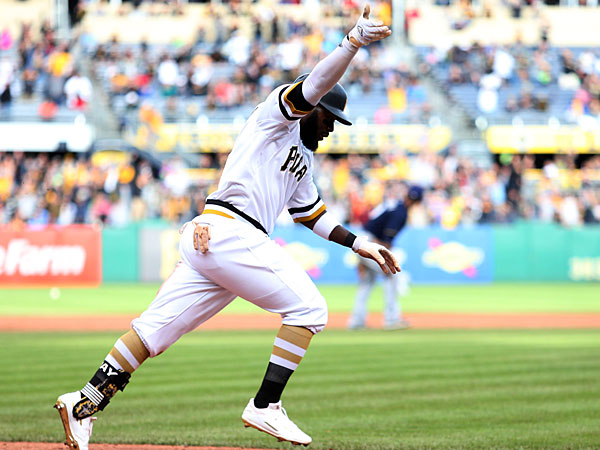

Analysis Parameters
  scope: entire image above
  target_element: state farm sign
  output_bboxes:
[0,225,101,286]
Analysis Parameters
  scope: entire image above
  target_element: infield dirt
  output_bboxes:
[1,311,600,332]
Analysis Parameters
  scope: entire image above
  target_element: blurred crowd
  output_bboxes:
[0,0,431,124]
[0,21,92,119]
[1,1,599,231]
[88,0,431,127]
[422,34,600,122]
[1,149,598,230]
[314,149,600,228]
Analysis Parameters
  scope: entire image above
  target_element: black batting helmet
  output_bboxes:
[294,73,352,126]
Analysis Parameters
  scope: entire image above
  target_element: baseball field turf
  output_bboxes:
[1,283,599,449]
[1,282,599,315]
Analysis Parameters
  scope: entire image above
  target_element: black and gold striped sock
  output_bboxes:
[254,325,313,408]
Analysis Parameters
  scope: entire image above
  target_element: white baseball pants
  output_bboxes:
[132,214,328,357]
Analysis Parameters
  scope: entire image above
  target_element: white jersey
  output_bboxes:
[206,84,326,234]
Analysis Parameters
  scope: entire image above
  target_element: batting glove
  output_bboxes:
[352,236,401,275]
[179,221,211,253]
[347,4,392,48]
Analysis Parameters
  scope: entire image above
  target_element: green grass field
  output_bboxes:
[1,283,599,449]
[0,329,599,449]
[1,282,599,315]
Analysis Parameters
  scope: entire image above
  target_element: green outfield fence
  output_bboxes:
[101,222,600,283]
[494,223,600,282]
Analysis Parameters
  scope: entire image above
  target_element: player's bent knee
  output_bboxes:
[283,294,328,334]
[305,318,327,335]
[131,322,172,358]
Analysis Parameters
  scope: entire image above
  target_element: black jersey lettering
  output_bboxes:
[281,146,299,172]
[281,145,307,182]
[295,165,308,181]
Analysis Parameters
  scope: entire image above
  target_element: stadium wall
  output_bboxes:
[98,223,600,285]
[102,225,139,282]
[1,224,597,286]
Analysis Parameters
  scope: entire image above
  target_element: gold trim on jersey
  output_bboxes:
[293,204,327,223]
[283,81,313,115]
[202,209,234,219]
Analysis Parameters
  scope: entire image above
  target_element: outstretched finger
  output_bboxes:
[366,249,387,274]
[367,28,392,38]
[368,19,384,27]
[199,231,210,253]
[382,249,401,274]
[379,260,390,275]
[363,4,370,19]
[179,221,190,234]
[193,230,199,251]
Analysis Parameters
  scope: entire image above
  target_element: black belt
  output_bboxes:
[205,199,268,235]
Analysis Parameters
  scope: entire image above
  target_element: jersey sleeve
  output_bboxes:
[258,82,316,125]
[287,172,326,223]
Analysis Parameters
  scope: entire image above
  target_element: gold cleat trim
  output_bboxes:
[54,400,80,450]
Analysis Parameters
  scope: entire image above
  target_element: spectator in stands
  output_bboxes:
[582,188,600,224]
[478,67,501,113]
[0,57,15,111]
[157,53,179,97]
[29,198,50,226]
[559,194,581,227]
[64,69,93,110]
[221,28,251,66]
[493,46,516,83]
[46,42,73,104]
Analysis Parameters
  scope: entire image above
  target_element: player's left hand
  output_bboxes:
[352,236,401,275]
[179,221,211,253]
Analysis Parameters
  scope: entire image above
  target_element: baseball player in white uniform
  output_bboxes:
[55,5,395,449]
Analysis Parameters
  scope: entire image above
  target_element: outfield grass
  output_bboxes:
[1,329,599,449]
[0,282,599,315]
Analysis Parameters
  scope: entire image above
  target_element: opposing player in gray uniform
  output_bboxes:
[55,5,395,449]
[348,184,423,330]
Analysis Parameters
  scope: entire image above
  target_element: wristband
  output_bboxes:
[343,232,357,248]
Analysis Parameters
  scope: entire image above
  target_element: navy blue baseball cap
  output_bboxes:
[408,185,424,202]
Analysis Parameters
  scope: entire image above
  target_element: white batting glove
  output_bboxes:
[352,236,401,275]
[347,4,392,48]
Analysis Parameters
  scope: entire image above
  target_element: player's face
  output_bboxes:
[300,106,336,152]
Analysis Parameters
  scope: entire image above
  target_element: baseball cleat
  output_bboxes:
[384,319,411,331]
[242,398,311,446]
[54,391,97,450]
